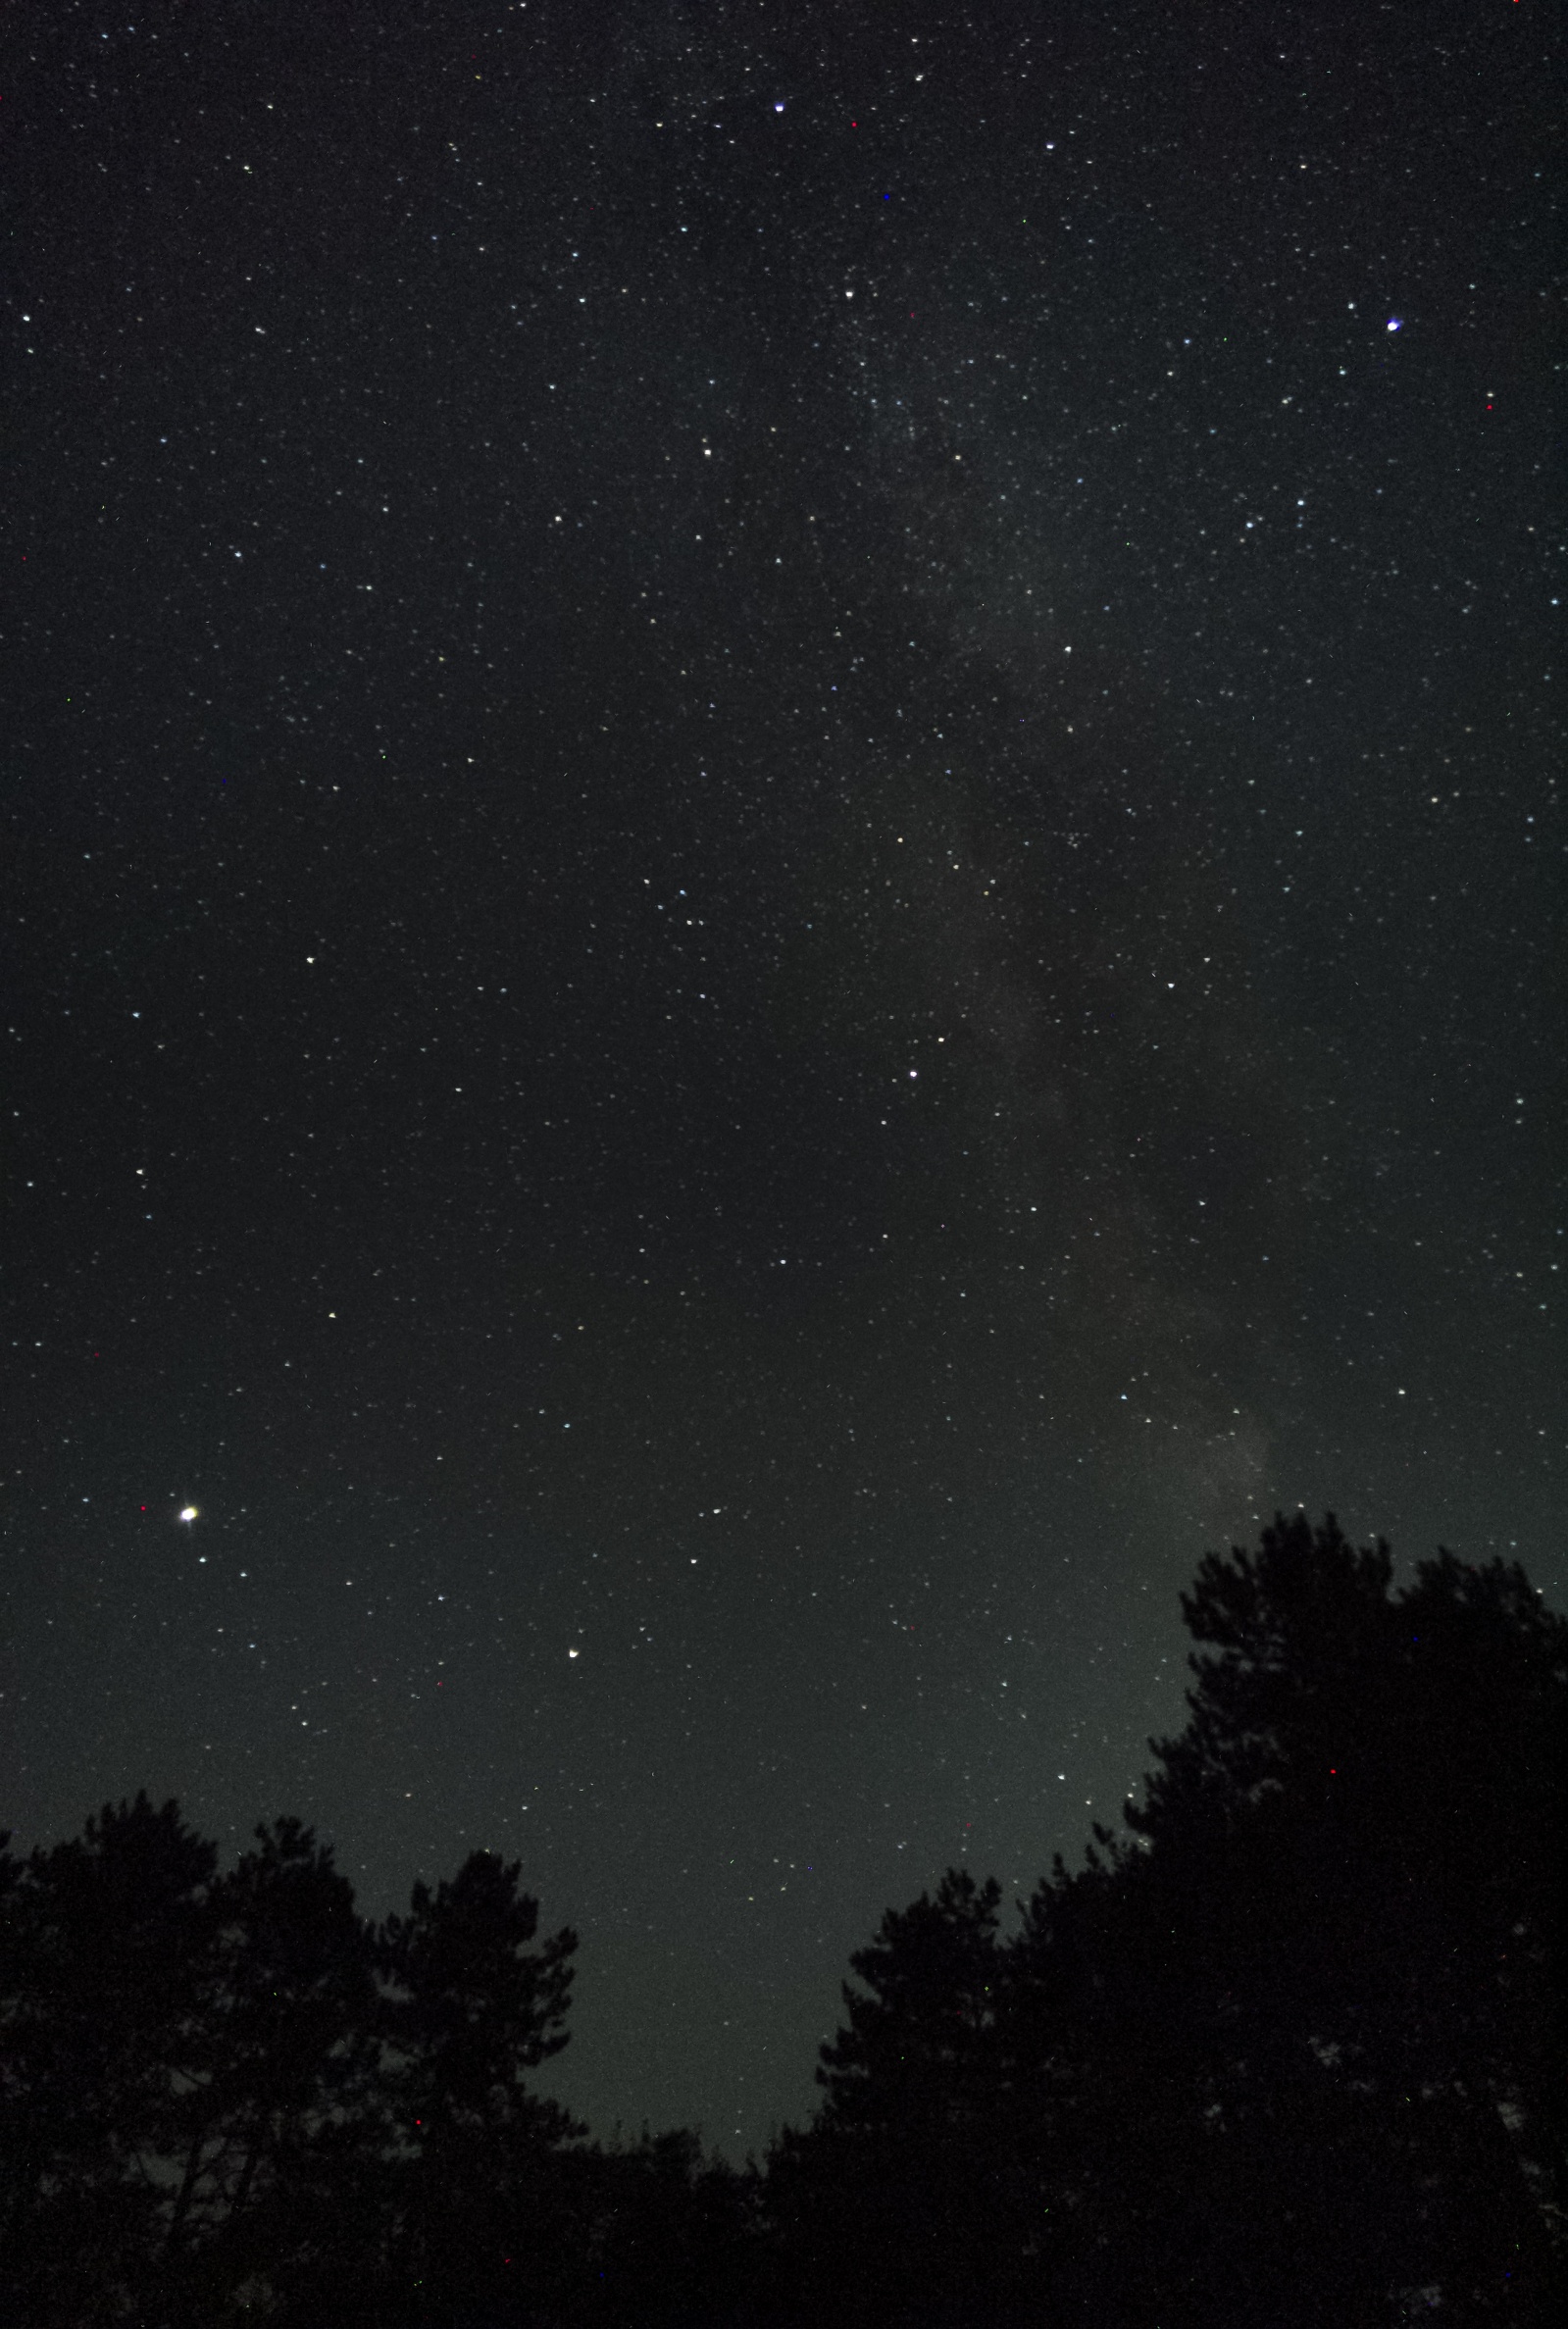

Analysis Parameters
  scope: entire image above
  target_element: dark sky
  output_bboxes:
[4,0,1560,2156]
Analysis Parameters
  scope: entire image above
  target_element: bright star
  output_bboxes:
[178,1505,198,1524]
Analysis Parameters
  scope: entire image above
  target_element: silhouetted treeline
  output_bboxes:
[4,1517,1563,2326]
[763,1518,1566,2326]
[0,1806,755,2326]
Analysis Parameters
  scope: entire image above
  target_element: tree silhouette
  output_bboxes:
[1103,1516,1567,2318]
[0,1794,219,2323]
[574,2127,761,2329]
[377,1848,584,2325]
[766,1870,1016,2327]
[4,1517,1561,2325]
[770,1516,1567,2326]
[163,1816,383,2323]
[815,1866,1004,2138]
[0,1815,591,2326]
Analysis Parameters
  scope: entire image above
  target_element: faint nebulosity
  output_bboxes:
[3,0,1558,2153]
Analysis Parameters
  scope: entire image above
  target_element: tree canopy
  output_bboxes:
[3,1516,1562,2325]
[766,1517,1566,2326]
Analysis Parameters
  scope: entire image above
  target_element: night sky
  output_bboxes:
[5,0,1560,2157]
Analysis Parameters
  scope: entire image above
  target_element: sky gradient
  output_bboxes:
[4,0,1561,2155]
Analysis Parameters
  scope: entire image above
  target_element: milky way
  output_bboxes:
[4,0,1559,2155]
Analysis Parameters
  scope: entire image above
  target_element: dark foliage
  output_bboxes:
[765,1516,1566,2327]
[4,1518,1562,2325]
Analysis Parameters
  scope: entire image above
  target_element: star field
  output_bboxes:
[3,0,1560,2155]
